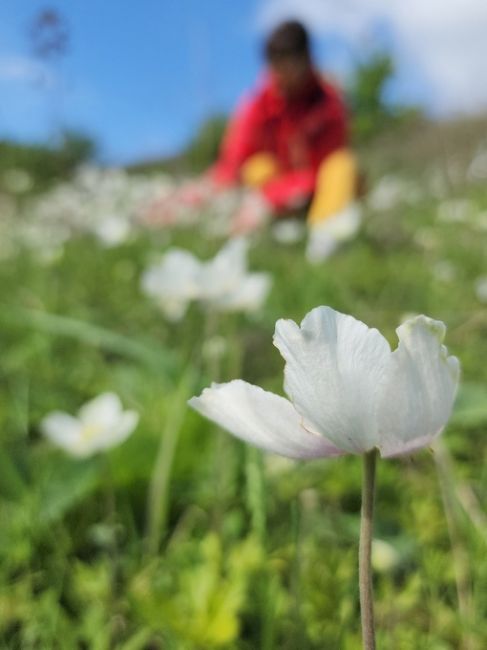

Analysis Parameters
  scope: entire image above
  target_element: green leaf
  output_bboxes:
[34,452,100,524]
[0,305,178,377]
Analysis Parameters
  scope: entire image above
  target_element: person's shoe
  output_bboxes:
[306,203,361,263]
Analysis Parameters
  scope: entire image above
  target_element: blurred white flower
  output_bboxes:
[368,175,421,212]
[18,219,70,264]
[474,276,487,303]
[368,175,404,212]
[91,214,131,247]
[190,306,459,459]
[141,238,271,320]
[16,166,173,253]
[272,218,306,244]
[40,393,139,458]
[437,199,474,223]
[372,539,400,573]
[141,249,200,321]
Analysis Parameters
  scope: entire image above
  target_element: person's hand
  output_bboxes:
[140,177,215,227]
[230,191,270,235]
[140,193,180,226]
[177,178,214,208]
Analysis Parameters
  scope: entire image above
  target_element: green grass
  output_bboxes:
[1,135,487,648]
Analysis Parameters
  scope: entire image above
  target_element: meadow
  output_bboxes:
[1,118,487,649]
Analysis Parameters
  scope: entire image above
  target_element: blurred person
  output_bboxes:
[146,20,360,261]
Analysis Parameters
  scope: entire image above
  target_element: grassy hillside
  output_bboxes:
[1,117,486,648]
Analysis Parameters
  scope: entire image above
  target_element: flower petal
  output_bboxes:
[215,273,271,312]
[78,392,123,427]
[378,316,460,457]
[159,297,190,322]
[188,380,342,459]
[274,306,391,453]
[40,412,83,449]
[95,410,139,451]
[141,249,200,318]
[200,238,248,299]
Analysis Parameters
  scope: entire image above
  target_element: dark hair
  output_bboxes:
[264,20,310,62]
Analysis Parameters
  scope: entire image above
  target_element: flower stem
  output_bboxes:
[145,373,191,556]
[359,449,377,650]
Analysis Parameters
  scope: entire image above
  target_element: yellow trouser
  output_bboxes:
[308,149,358,225]
[241,149,358,224]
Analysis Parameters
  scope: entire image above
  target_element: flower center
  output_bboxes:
[80,423,103,441]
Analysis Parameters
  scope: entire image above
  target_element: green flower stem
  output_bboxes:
[359,449,377,650]
[102,458,123,645]
[145,374,191,556]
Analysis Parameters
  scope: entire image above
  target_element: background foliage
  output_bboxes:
[1,105,487,648]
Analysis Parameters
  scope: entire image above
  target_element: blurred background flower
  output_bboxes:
[40,392,138,458]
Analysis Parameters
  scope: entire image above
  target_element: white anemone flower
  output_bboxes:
[189,306,459,459]
[437,199,474,224]
[141,249,200,321]
[91,214,132,247]
[40,393,139,458]
[368,175,421,212]
[141,238,271,320]
[190,305,460,645]
[272,219,306,245]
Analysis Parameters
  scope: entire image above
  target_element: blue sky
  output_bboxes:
[1,1,265,163]
[1,0,486,164]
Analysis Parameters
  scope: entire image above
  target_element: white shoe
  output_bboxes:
[306,203,361,263]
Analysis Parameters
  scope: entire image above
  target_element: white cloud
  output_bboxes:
[0,55,55,87]
[255,0,487,115]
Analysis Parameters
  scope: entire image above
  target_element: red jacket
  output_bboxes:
[211,69,348,211]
